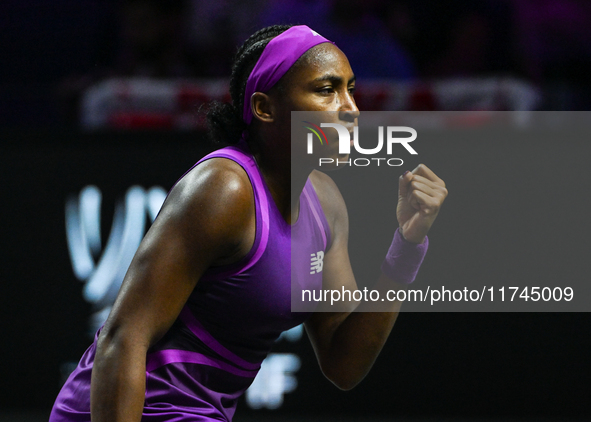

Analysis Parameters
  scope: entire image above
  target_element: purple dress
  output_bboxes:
[49,142,330,421]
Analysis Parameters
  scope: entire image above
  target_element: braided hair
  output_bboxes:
[205,25,294,145]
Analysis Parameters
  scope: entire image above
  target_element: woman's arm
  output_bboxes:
[90,158,256,422]
[305,164,447,390]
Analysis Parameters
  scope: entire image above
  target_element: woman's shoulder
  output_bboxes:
[308,169,347,230]
[309,168,339,195]
[160,157,255,248]
[174,157,253,206]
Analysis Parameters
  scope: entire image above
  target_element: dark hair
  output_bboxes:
[205,25,294,145]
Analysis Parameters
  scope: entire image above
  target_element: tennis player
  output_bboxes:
[50,24,447,422]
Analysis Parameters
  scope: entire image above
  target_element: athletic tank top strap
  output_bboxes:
[192,142,270,282]
[302,178,332,251]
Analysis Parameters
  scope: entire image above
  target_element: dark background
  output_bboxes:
[2,0,591,420]
[3,0,591,130]
[1,128,590,421]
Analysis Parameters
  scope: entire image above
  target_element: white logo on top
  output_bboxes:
[310,251,324,274]
[308,123,418,155]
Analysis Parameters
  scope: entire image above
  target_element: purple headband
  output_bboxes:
[242,25,335,125]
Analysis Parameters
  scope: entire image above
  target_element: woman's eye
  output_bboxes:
[348,86,356,94]
[318,87,334,94]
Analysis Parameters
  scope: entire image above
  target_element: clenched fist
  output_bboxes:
[397,164,448,244]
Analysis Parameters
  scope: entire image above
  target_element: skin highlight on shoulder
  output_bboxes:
[162,157,257,267]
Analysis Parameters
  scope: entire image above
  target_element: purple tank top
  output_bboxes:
[49,142,331,422]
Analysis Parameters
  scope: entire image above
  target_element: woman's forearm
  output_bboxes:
[321,229,429,388]
[318,274,404,390]
[90,330,148,422]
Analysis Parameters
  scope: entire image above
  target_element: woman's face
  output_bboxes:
[270,43,359,164]
[280,43,358,114]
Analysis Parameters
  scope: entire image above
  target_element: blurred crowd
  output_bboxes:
[3,0,591,127]
[67,0,591,81]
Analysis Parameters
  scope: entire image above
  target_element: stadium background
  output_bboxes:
[1,1,590,421]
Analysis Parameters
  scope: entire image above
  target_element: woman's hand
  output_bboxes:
[397,164,448,244]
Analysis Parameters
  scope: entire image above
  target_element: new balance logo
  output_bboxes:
[310,251,324,274]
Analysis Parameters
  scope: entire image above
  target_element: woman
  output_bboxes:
[50,24,447,422]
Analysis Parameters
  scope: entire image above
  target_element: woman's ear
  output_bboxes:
[251,92,275,123]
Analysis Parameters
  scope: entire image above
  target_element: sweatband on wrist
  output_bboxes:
[381,228,429,284]
[242,25,335,124]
